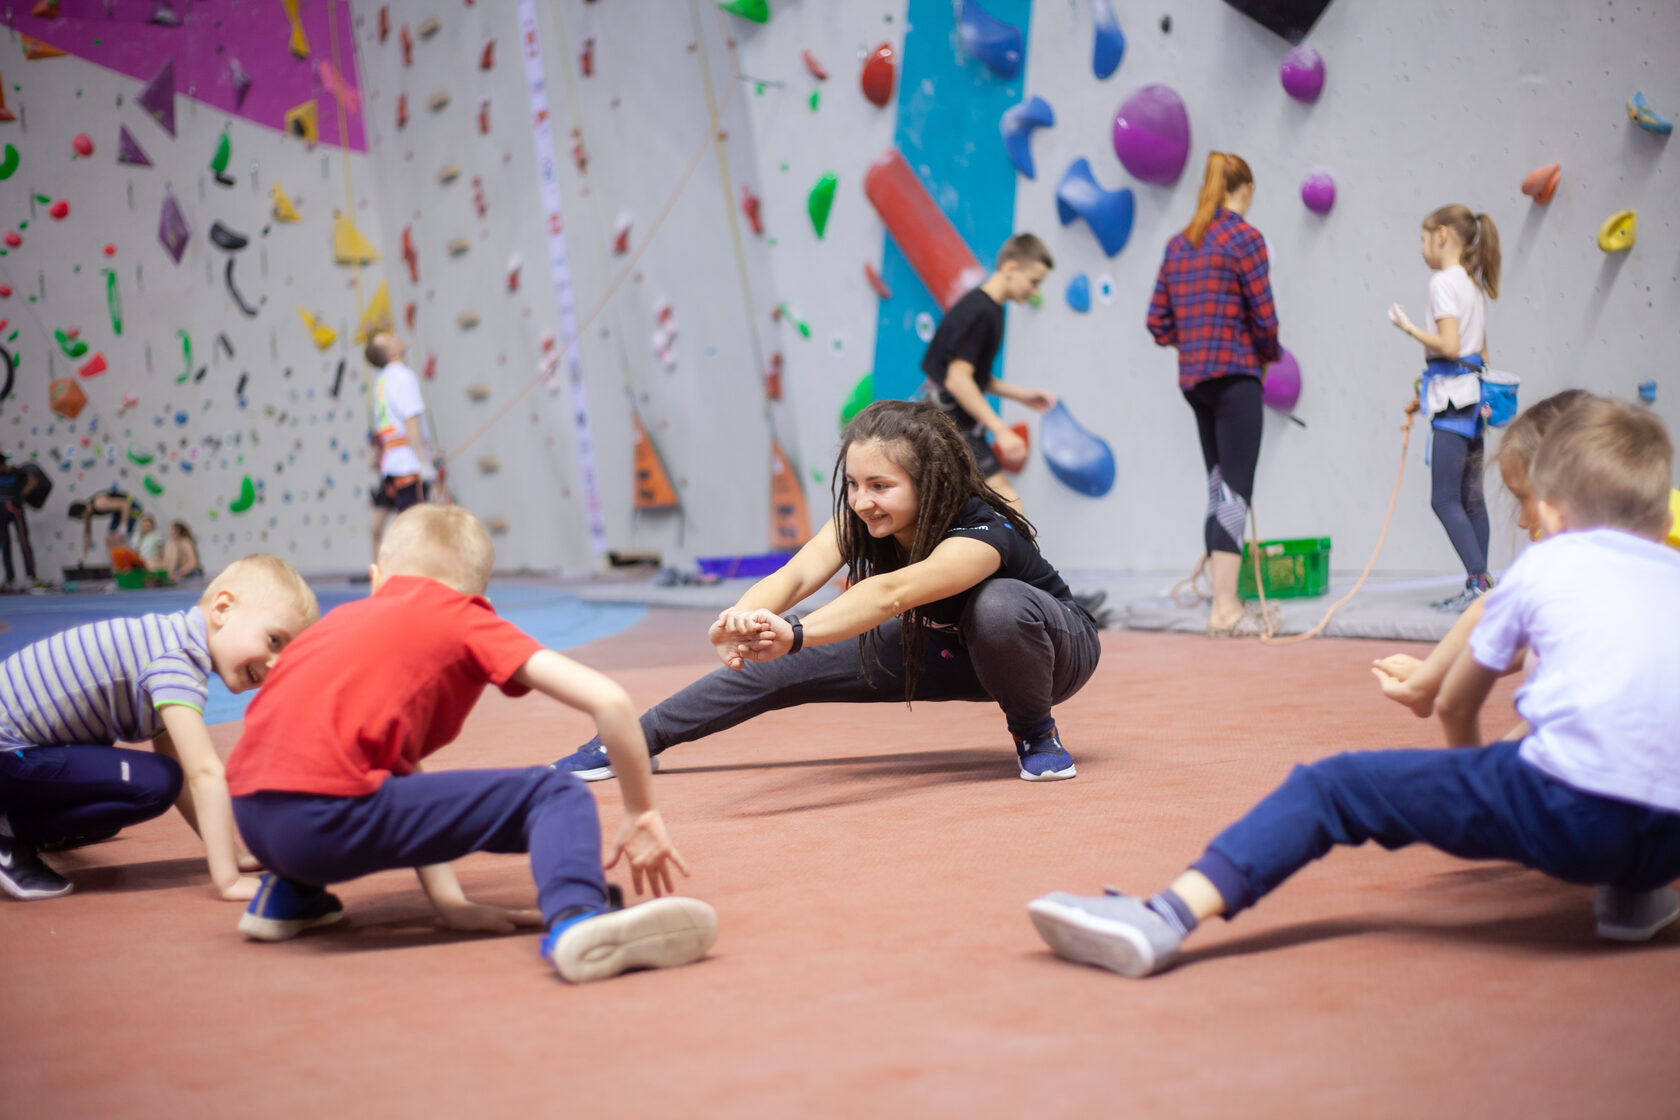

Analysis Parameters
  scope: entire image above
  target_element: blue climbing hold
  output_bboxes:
[1091,0,1125,79]
[1638,379,1657,403]
[1065,274,1091,313]
[1041,401,1115,498]
[1055,158,1135,257]
[959,0,1023,79]
[1000,95,1055,179]
[1628,91,1673,136]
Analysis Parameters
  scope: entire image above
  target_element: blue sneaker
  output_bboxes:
[1015,726,1077,782]
[238,874,346,942]
[551,737,660,783]
[541,889,717,984]
[1027,889,1183,977]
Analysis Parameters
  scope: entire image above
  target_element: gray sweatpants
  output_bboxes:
[641,579,1102,753]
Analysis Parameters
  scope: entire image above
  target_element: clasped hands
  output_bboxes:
[708,608,794,670]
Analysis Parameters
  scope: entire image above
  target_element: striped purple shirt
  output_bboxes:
[0,608,212,749]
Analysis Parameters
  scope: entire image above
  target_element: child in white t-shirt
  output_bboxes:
[1387,204,1503,612]
[1028,397,1680,977]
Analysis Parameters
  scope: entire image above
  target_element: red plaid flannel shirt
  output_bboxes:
[1147,208,1281,390]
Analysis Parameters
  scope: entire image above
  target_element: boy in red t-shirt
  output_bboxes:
[226,505,715,982]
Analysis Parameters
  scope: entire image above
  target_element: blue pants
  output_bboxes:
[1191,742,1680,917]
[233,767,606,926]
[0,745,183,844]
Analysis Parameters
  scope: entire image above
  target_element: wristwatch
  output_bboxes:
[782,613,804,654]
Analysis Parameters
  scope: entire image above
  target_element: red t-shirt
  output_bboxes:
[227,575,544,797]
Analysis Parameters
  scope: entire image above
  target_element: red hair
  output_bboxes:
[1183,152,1253,248]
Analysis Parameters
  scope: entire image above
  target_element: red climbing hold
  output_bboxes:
[3,232,21,248]
[864,262,893,300]
[402,225,418,282]
[48,199,68,220]
[78,353,107,379]
[472,177,487,219]
[581,38,595,78]
[401,24,413,66]
[802,50,828,81]
[396,93,408,129]
[423,352,436,380]
[404,301,416,330]
[378,6,389,42]
[861,43,896,108]
[478,99,490,134]
[103,243,116,256]
[480,40,495,70]
[72,133,93,157]
[740,184,763,235]
[0,285,11,298]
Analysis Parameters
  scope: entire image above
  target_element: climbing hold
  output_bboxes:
[402,226,419,280]
[271,182,300,222]
[1095,274,1115,303]
[717,0,769,23]
[1055,158,1135,257]
[117,125,152,167]
[49,378,88,419]
[157,187,190,264]
[1637,380,1657,403]
[458,311,481,330]
[174,329,193,383]
[1000,95,1055,179]
[331,213,381,264]
[484,517,509,535]
[1041,401,1115,497]
[863,262,892,300]
[1113,84,1191,186]
[33,2,60,20]
[379,7,390,42]
[446,237,470,256]
[209,221,250,251]
[417,16,441,38]
[56,329,88,358]
[149,0,181,26]
[1300,171,1335,214]
[466,383,491,401]
[958,0,1024,79]
[1596,209,1636,253]
[296,306,338,350]
[22,37,68,61]
[72,133,94,157]
[476,456,500,473]
[580,39,595,78]
[1279,45,1325,102]
[284,0,310,57]
[354,277,392,342]
[127,445,155,465]
[104,268,123,335]
[0,144,16,180]
[143,475,164,496]
[428,91,451,113]
[396,92,408,129]
[807,172,837,238]
[317,60,360,114]
[48,199,68,220]
[78,353,107,379]
[229,57,253,109]
[1627,91,1672,136]
[803,49,828,81]
[860,43,895,108]
[864,148,986,311]
[1262,348,1301,412]
[506,253,521,292]
[401,24,413,66]
[612,212,632,255]
[1521,162,1561,205]
[997,422,1031,474]
[437,164,460,183]
[478,99,491,134]
[0,82,15,124]
[138,59,177,136]
[3,231,20,248]
[284,100,319,144]
[1091,0,1125,79]
[480,40,495,70]
[228,475,257,514]
[740,184,763,234]
[809,90,821,112]
[840,373,873,429]
[914,312,935,342]
[210,130,233,185]
[472,177,487,218]
[1065,274,1091,313]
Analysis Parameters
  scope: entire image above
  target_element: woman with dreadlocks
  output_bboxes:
[552,400,1101,783]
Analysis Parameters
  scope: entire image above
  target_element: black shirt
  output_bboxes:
[919,287,1003,431]
[918,497,1077,634]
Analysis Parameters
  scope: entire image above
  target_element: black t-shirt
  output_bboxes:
[919,287,1004,430]
[0,467,24,504]
[917,497,1077,634]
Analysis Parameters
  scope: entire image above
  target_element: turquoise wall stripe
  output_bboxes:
[872,0,1033,405]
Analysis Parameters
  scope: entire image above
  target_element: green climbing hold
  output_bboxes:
[104,269,123,336]
[33,193,49,205]
[228,475,257,514]
[176,329,192,385]
[1027,292,1043,308]
[55,329,89,359]
[717,0,769,23]
[0,144,18,181]
[211,130,231,176]
[807,172,837,239]
[840,373,874,429]
[143,474,164,496]
[809,90,820,112]
[127,445,155,465]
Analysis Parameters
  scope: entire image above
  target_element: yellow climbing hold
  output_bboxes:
[297,305,339,350]
[354,277,392,342]
[283,0,310,58]
[271,182,301,223]
[284,99,319,144]
[332,212,382,264]
[1596,209,1636,252]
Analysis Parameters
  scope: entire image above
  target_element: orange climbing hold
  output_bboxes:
[22,36,67,60]
[1521,162,1561,205]
[802,49,828,81]
[0,80,14,123]
[861,43,895,108]
[770,440,812,548]
[864,262,892,300]
[49,377,87,419]
[401,24,413,66]
[402,226,419,281]
[480,40,495,70]
[396,93,408,129]
[632,414,680,509]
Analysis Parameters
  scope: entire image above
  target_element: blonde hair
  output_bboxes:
[1529,397,1673,539]
[1424,204,1501,299]
[377,504,495,595]
[1183,152,1253,248]
[201,554,321,626]
[1495,389,1594,479]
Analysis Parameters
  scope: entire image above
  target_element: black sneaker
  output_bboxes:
[0,836,75,900]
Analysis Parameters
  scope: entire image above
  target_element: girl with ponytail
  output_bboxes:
[1147,152,1282,635]
[1387,204,1503,611]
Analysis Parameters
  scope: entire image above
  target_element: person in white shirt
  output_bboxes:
[1387,204,1503,612]
[1028,397,1680,977]
[366,331,437,513]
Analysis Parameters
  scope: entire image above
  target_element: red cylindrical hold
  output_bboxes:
[862,149,984,311]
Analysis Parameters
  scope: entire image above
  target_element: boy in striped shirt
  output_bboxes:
[0,554,319,900]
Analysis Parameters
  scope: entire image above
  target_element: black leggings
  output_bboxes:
[1183,376,1262,555]
[1430,415,1490,577]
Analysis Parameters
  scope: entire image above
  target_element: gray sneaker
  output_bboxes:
[1595,885,1680,942]
[1027,889,1183,977]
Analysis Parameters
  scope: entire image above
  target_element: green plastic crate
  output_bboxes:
[1237,537,1331,600]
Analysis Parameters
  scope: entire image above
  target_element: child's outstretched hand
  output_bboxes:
[1370,654,1438,718]
[1387,302,1417,337]
[605,808,691,897]
[433,899,545,934]
[1018,387,1058,412]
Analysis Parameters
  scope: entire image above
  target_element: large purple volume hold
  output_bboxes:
[1112,84,1190,186]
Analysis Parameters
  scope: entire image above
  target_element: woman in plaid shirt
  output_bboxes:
[1147,153,1281,635]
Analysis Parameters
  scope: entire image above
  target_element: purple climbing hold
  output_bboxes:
[1065,273,1091,313]
[117,125,153,168]
[1000,95,1055,179]
[1112,84,1190,186]
[1279,45,1325,102]
[1301,171,1335,214]
[1055,158,1135,258]
[1092,0,1125,80]
[138,59,177,136]
[158,187,190,264]
[959,0,1023,80]
[1263,348,1301,412]
[229,57,253,109]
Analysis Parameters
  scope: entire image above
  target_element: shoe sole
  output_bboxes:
[554,756,660,784]
[0,868,74,900]
[549,897,717,983]
[1027,898,1165,977]
[1019,761,1077,782]
[238,908,347,942]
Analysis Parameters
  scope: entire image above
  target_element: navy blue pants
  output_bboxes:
[1191,742,1680,917]
[0,745,183,844]
[232,766,606,926]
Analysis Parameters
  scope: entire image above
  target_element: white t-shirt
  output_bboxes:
[1422,264,1488,412]
[1470,529,1680,814]
[374,361,426,477]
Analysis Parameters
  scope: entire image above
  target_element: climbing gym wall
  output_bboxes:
[0,1,385,577]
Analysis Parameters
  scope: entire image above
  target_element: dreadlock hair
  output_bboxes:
[831,400,1036,702]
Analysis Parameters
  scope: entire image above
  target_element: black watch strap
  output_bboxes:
[783,613,804,654]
